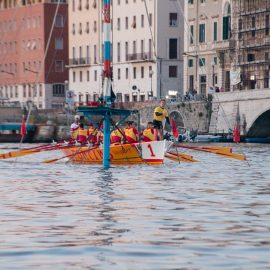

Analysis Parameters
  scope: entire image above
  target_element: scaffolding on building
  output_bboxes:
[231,0,270,90]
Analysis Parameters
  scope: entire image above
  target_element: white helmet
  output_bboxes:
[74,115,80,120]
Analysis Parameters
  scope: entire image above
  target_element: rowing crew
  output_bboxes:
[70,99,171,145]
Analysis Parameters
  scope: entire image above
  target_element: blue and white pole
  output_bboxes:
[102,0,112,169]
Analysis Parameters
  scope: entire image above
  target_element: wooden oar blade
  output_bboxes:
[167,152,199,163]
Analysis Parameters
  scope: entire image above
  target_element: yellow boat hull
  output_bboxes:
[62,141,173,165]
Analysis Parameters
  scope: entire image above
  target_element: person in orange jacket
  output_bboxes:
[124,121,139,144]
[96,124,104,145]
[142,122,155,142]
[77,123,88,144]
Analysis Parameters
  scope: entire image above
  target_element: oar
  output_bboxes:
[0,142,75,160]
[42,146,98,164]
[174,143,232,154]
[167,151,199,162]
[174,144,246,161]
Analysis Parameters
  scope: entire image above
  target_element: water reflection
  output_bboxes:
[0,144,269,269]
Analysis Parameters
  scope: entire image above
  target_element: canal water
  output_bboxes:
[0,143,269,270]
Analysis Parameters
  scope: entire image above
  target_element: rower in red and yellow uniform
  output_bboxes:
[88,122,98,144]
[77,123,88,144]
[111,128,123,144]
[96,124,104,145]
[142,121,155,142]
[124,121,139,144]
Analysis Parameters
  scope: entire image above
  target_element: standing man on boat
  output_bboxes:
[153,99,170,141]
[70,115,80,139]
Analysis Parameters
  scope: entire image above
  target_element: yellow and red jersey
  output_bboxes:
[124,127,138,144]
[77,128,88,143]
[88,126,98,143]
[143,128,155,142]
[111,129,123,144]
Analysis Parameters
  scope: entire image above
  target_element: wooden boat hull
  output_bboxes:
[62,140,173,165]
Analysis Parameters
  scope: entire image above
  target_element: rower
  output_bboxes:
[88,122,98,144]
[153,99,170,141]
[142,121,155,142]
[111,127,124,144]
[70,115,80,139]
[124,121,139,144]
[77,123,88,144]
[96,124,104,145]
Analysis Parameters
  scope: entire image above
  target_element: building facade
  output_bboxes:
[68,0,184,105]
[231,0,270,90]
[184,0,232,95]
[0,0,68,109]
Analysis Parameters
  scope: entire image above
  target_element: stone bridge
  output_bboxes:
[209,89,270,137]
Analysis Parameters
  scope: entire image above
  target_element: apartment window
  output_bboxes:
[94,45,97,63]
[247,54,255,62]
[141,40,144,56]
[125,67,129,79]
[169,38,178,59]
[125,17,128,29]
[125,42,129,60]
[117,42,121,62]
[189,75,194,90]
[94,70,97,81]
[118,68,121,80]
[251,17,256,37]
[200,75,207,95]
[141,15,144,28]
[55,15,64,27]
[149,13,152,26]
[169,13,178,27]
[190,25,194,44]
[188,0,194,4]
[199,24,205,43]
[223,16,231,40]
[133,40,136,54]
[199,58,205,66]
[266,15,269,36]
[132,16,136,28]
[55,37,63,50]
[80,71,83,82]
[87,70,90,81]
[117,18,120,30]
[141,66,144,78]
[133,67,136,79]
[169,66,177,78]
[53,84,65,97]
[213,22,217,41]
[39,84,42,97]
[188,59,193,67]
[264,71,269,88]
[55,60,64,72]
[73,71,76,82]
[238,19,242,39]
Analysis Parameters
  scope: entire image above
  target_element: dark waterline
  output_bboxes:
[0,143,269,270]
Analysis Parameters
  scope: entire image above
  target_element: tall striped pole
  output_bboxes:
[103,0,112,104]
[102,0,112,169]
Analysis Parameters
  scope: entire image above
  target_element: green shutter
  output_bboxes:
[223,17,229,40]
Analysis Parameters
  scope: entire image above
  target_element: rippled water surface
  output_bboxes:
[0,143,269,270]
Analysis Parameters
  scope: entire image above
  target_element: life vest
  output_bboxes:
[111,129,123,143]
[77,128,88,143]
[143,128,155,142]
[88,127,98,143]
[153,106,168,122]
[70,123,79,139]
[124,127,138,144]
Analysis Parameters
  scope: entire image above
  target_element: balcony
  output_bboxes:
[127,52,154,62]
[68,58,91,67]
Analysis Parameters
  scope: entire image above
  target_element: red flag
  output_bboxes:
[233,125,240,143]
[20,114,26,137]
[171,118,179,139]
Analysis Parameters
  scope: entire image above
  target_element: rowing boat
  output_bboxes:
[61,140,173,165]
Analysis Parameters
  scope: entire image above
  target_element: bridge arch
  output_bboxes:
[170,111,185,128]
[247,108,270,138]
